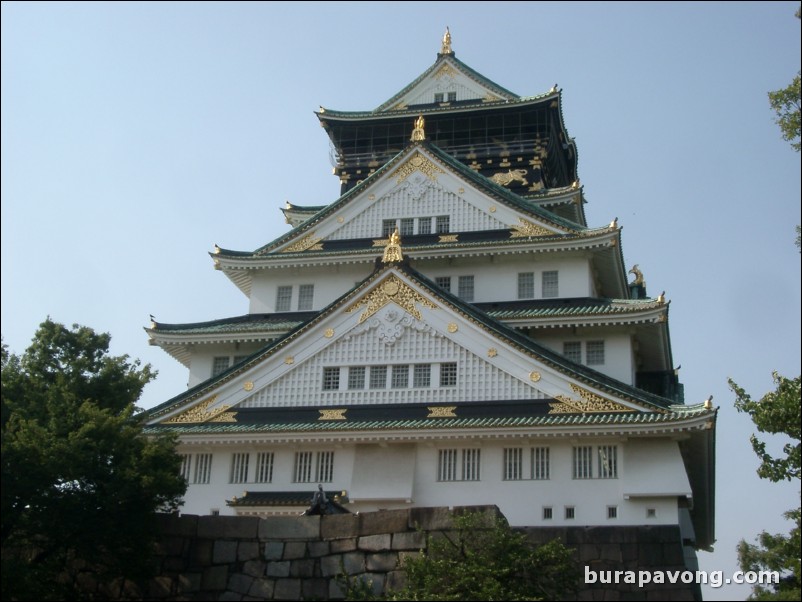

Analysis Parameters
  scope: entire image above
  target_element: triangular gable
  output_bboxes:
[147,263,669,426]
[375,54,518,113]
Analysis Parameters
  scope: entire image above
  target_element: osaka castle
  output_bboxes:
[144,30,715,553]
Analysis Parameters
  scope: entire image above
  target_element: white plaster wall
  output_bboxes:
[536,331,634,385]
[187,342,265,388]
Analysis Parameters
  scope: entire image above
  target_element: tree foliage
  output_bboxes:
[386,512,577,601]
[1,319,186,600]
[767,6,801,152]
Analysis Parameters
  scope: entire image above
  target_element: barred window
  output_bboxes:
[447,91,457,102]
[565,506,576,519]
[276,286,292,312]
[434,92,444,103]
[212,356,230,377]
[586,341,605,365]
[462,449,481,481]
[542,270,559,298]
[543,506,553,520]
[322,367,340,391]
[435,215,450,233]
[563,342,582,363]
[503,448,523,480]
[418,217,432,235]
[230,452,249,484]
[179,454,192,481]
[382,219,397,237]
[413,364,431,388]
[391,364,409,388]
[598,445,618,479]
[369,365,387,389]
[316,451,334,482]
[348,366,366,389]
[193,453,213,484]
[255,452,274,483]
[435,276,451,292]
[298,284,314,310]
[517,272,535,299]
[458,275,474,301]
[438,449,458,481]
[532,447,550,480]
[573,446,593,479]
[294,451,314,483]
[440,363,457,387]
[607,506,618,519]
[400,218,415,236]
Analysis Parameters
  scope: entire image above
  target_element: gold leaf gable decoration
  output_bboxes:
[393,152,444,184]
[510,218,558,238]
[346,274,438,323]
[280,232,323,253]
[163,395,238,424]
[548,384,635,415]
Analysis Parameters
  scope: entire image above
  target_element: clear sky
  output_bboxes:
[2,2,800,600]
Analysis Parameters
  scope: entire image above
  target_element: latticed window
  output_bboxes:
[440,363,457,387]
[294,451,313,483]
[607,506,618,519]
[598,445,618,479]
[400,218,415,236]
[573,446,593,479]
[563,342,582,363]
[369,365,387,389]
[448,91,457,102]
[435,215,450,233]
[179,454,192,481]
[418,217,432,235]
[532,447,550,480]
[462,449,481,481]
[298,284,314,310]
[255,452,274,483]
[348,366,366,389]
[586,341,605,365]
[230,453,249,484]
[503,448,523,480]
[434,92,444,103]
[316,451,335,482]
[193,453,213,484]
[391,364,409,388]
[322,367,340,391]
[565,506,576,519]
[458,275,474,301]
[542,507,553,520]
[212,356,230,377]
[276,286,292,311]
[542,270,559,298]
[382,219,396,237]
[438,449,458,481]
[435,276,451,292]
[413,364,431,388]
[517,272,535,299]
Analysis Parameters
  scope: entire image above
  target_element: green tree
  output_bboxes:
[731,373,801,600]
[386,511,576,601]
[769,71,801,153]
[1,319,186,600]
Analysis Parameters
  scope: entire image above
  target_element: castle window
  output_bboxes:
[418,217,432,234]
[322,367,340,391]
[212,356,230,377]
[298,284,314,310]
[276,285,292,312]
[542,270,559,298]
[316,451,335,482]
[348,366,366,390]
[382,219,397,237]
[563,342,582,363]
[435,276,452,292]
[573,446,593,479]
[400,218,415,236]
[565,506,576,520]
[448,91,457,102]
[369,365,387,389]
[391,364,409,388]
[503,447,523,480]
[462,449,481,481]
[647,508,657,518]
[532,447,550,480]
[435,215,450,233]
[586,341,605,365]
[598,445,618,479]
[434,92,444,103]
[437,448,480,481]
[607,506,618,519]
[255,452,274,483]
[230,453,249,484]
[413,364,431,388]
[293,451,313,482]
[193,453,213,484]
[179,454,192,481]
[543,506,553,520]
[438,449,458,481]
[458,275,474,301]
[440,363,457,387]
[518,272,535,299]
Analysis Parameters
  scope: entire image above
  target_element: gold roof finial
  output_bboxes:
[441,27,453,54]
[411,115,426,141]
[382,228,404,263]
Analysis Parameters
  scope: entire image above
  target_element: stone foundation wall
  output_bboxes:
[98,506,700,601]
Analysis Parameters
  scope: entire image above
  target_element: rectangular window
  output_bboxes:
[434,92,444,103]
[212,356,230,377]
[586,341,605,365]
[532,447,550,480]
[418,217,432,235]
[348,366,366,390]
[230,452,249,484]
[517,272,535,299]
[193,453,213,484]
[276,286,292,312]
[400,218,415,236]
[322,367,340,391]
[503,448,523,480]
[382,219,397,237]
[598,445,618,479]
[647,508,657,518]
[293,451,313,483]
[462,449,481,481]
[316,451,334,482]
[573,446,593,479]
[369,365,387,389]
[413,364,431,388]
[447,91,457,102]
[543,506,553,520]
[255,452,274,483]
[179,454,192,481]
[391,364,409,388]
[563,342,582,363]
[297,284,314,310]
[440,362,457,387]
[607,506,618,519]
[565,506,576,520]
[438,449,458,481]
[542,270,559,298]
[458,275,474,301]
[435,276,451,292]
[435,215,450,233]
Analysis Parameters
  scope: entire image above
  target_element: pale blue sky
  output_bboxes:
[2,2,800,600]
